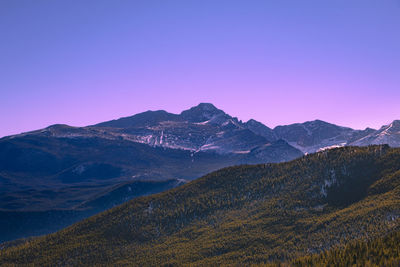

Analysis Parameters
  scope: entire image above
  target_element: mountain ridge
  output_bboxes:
[6,103,398,155]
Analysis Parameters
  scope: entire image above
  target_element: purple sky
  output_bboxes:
[1,0,400,137]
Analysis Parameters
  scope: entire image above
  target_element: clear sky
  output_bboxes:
[1,0,399,137]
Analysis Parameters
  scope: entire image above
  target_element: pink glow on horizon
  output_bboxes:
[1,1,399,137]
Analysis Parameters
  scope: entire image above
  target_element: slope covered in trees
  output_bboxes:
[291,229,400,266]
[1,146,400,266]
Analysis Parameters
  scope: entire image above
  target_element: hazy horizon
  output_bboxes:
[1,0,399,137]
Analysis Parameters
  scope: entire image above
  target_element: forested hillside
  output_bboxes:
[290,229,400,266]
[1,146,399,266]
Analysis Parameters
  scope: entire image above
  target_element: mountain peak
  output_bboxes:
[246,119,261,125]
[379,120,400,135]
[391,120,400,127]
[379,120,400,131]
[304,119,330,126]
[180,103,226,122]
[245,119,276,141]
[194,103,218,111]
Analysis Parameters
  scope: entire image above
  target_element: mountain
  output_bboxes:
[350,120,400,148]
[0,104,303,242]
[180,102,228,123]
[95,103,286,155]
[271,119,400,153]
[1,146,399,265]
[1,103,398,243]
[245,119,277,142]
[19,103,397,156]
[273,120,371,153]
[273,120,353,153]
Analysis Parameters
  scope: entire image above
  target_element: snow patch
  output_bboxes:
[194,120,211,125]
[317,143,346,152]
[233,150,250,154]
[321,170,337,197]
[73,165,86,175]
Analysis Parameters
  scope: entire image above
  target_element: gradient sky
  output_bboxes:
[1,0,400,137]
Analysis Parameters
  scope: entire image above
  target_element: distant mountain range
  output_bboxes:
[94,102,400,154]
[0,103,399,242]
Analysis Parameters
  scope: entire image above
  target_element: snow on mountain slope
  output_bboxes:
[350,120,400,147]
[88,103,303,159]
[272,120,381,153]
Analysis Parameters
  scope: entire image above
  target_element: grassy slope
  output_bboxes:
[1,146,400,266]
